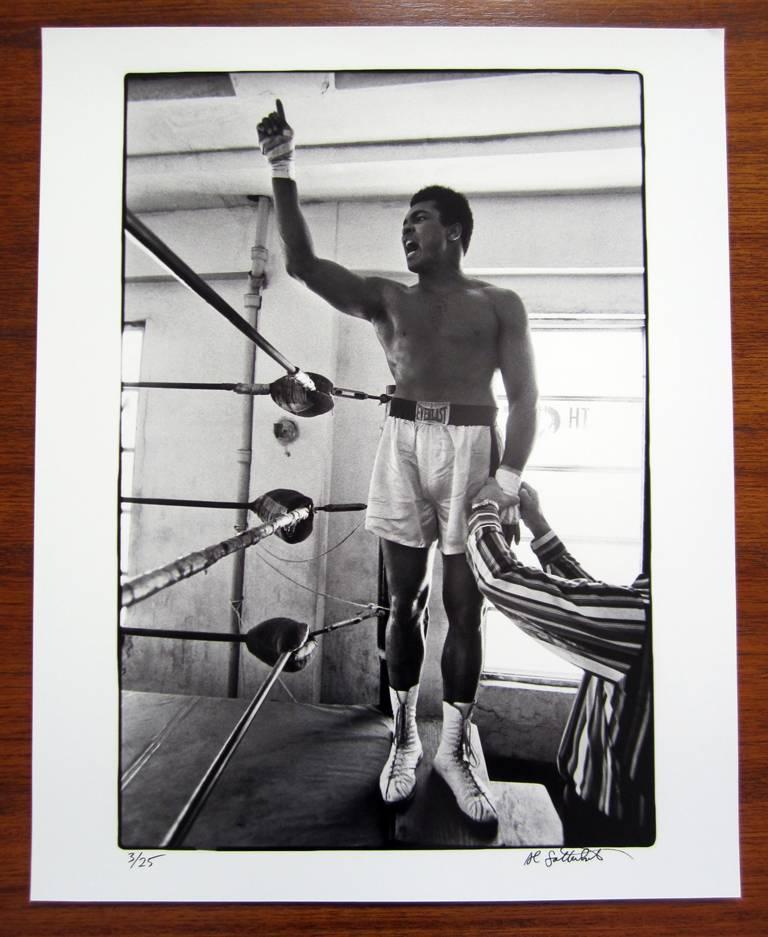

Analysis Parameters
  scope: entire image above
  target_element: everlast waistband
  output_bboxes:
[388,397,497,427]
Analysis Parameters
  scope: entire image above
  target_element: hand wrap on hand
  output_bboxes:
[495,466,522,542]
[261,130,294,179]
[257,100,295,179]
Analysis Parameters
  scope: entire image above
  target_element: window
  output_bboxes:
[120,324,145,578]
[483,325,646,683]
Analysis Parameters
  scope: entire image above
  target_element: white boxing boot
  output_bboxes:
[433,700,498,825]
[379,685,423,805]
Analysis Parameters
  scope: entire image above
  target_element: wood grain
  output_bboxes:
[1,3,766,934]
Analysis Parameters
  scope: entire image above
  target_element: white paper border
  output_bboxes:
[32,26,738,902]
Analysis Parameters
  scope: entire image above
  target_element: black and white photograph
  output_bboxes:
[32,26,737,903]
[118,68,651,852]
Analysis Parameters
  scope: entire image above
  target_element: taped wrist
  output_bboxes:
[270,154,295,180]
[494,466,521,526]
[262,137,295,180]
[495,466,521,497]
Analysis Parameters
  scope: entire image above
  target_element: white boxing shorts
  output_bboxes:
[365,399,501,555]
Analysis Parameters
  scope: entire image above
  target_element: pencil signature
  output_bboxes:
[523,847,633,868]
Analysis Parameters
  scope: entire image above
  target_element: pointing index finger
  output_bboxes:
[276,99,286,122]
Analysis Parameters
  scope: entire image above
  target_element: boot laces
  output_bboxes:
[388,703,415,776]
[456,719,493,806]
[460,719,479,769]
[438,712,496,818]
[449,719,485,794]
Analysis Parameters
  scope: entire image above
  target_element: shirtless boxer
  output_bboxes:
[258,101,538,825]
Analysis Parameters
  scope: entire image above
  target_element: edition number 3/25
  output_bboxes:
[127,851,164,869]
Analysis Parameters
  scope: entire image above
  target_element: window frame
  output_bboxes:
[119,321,146,581]
[482,317,647,686]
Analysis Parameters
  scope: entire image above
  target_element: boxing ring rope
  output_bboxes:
[121,484,383,847]
[122,496,367,512]
[122,214,386,409]
[121,490,370,609]
[122,379,389,403]
[120,507,312,608]
[159,609,388,848]
[123,380,267,393]
[123,595,382,847]
[124,210,313,390]
[121,212,388,846]
[121,609,383,646]
[160,649,294,849]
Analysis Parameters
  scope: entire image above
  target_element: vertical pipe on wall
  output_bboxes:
[227,196,271,698]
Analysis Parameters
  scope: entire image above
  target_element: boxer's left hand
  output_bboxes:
[473,477,520,544]
[474,477,517,511]
[494,466,523,544]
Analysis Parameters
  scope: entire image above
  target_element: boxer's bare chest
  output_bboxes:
[374,283,500,400]
[382,286,496,351]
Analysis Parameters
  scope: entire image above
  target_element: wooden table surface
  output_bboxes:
[1,3,766,934]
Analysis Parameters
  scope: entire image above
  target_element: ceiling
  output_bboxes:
[125,70,643,211]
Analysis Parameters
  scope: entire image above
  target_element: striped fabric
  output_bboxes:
[466,503,652,830]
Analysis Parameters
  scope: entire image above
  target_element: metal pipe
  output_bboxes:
[120,507,311,608]
[124,209,306,381]
[228,195,271,698]
[160,650,293,848]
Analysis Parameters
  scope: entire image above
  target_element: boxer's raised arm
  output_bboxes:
[258,100,386,321]
[272,179,388,320]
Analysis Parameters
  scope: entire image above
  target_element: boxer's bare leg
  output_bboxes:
[381,539,432,690]
[378,539,431,805]
[440,552,485,703]
[434,551,497,825]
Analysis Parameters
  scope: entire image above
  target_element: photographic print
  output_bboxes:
[118,68,652,854]
[32,27,737,902]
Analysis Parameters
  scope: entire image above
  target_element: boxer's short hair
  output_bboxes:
[410,185,474,253]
